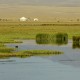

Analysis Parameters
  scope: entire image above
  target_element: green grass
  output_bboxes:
[0,22,80,43]
[36,34,50,44]
[36,33,68,45]
[0,43,15,53]
[0,38,22,43]
[0,47,15,53]
[23,50,63,56]
[0,44,5,47]
[0,50,63,58]
[0,21,79,58]
[72,36,80,49]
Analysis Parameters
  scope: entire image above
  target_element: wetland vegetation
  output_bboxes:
[0,50,63,58]
[0,22,80,41]
[72,36,80,49]
[36,33,68,45]
[0,21,80,58]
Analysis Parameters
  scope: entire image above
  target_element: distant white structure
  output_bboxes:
[34,18,39,21]
[20,17,27,21]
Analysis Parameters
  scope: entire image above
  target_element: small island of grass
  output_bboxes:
[0,50,63,58]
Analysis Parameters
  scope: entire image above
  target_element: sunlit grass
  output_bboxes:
[0,47,15,53]
[0,50,63,58]
[0,22,80,42]
[23,50,63,56]
[36,33,68,45]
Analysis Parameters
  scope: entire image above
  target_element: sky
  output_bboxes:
[0,0,80,7]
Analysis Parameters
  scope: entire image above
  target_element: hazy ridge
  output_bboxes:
[0,0,80,21]
[0,0,80,7]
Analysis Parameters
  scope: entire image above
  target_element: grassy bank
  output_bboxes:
[0,22,80,43]
[23,50,63,56]
[0,50,63,58]
[0,47,15,53]
[0,43,15,53]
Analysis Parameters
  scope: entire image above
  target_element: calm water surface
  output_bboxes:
[1,40,80,80]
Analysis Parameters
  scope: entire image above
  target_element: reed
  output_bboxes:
[72,36,80,49]
[55,33,68,45]
[0,43,5,47]
[0,50,63,58]
[0,53,32,58]
[0,47,15,53]
[0,39,22,43]
[36,34,50,44]
[73,36,80,42]
[36,33,68,45]
[23,50,63,56]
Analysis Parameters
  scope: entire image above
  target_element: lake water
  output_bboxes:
[0,40,80,80]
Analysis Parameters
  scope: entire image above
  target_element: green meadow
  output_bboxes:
[0,22,80,42]
[0,21,79,57]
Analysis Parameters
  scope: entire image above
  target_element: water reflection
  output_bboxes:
[72,36,80,49]
[73,42,80,49]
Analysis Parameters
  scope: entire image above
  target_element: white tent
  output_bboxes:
[34,18,39,21]
[20,17,27,21]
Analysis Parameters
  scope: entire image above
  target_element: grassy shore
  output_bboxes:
[0,22,80,43]
[23,50,63,56]
[0,50,63,58]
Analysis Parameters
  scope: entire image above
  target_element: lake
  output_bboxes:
[0,40,80,80]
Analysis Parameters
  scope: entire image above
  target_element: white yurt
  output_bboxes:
[20,17,27,21]
[34,18,39,21]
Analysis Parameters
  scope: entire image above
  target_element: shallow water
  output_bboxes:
[1,40,80,80]
[6,40,80,62]
[0,57,80,80]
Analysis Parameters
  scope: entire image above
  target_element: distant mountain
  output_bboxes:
[0,0,80,7]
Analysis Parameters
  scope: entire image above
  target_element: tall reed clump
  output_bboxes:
[55,33,68,45]
[72,36,80,48]
[50,34,56,44]
[73,36,80,43]
[36,33,68,45]
[36,34,50,44]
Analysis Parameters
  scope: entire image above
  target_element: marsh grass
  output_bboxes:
[0,50,63,58]
[72,36,80,48]
[0,22,80,42]
[55,33,68,45]
[0,47,15,53]
[0,43,5,47]
[0,42,15,53]
[0,53,32,58]
[73,36,80,42]
[72,43,80,49]
[36,34,50,44]
[0,38,22,43]
[36,33,68,45]
[23,50,63,56]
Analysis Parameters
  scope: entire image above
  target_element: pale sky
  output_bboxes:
[0,0,80,7]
